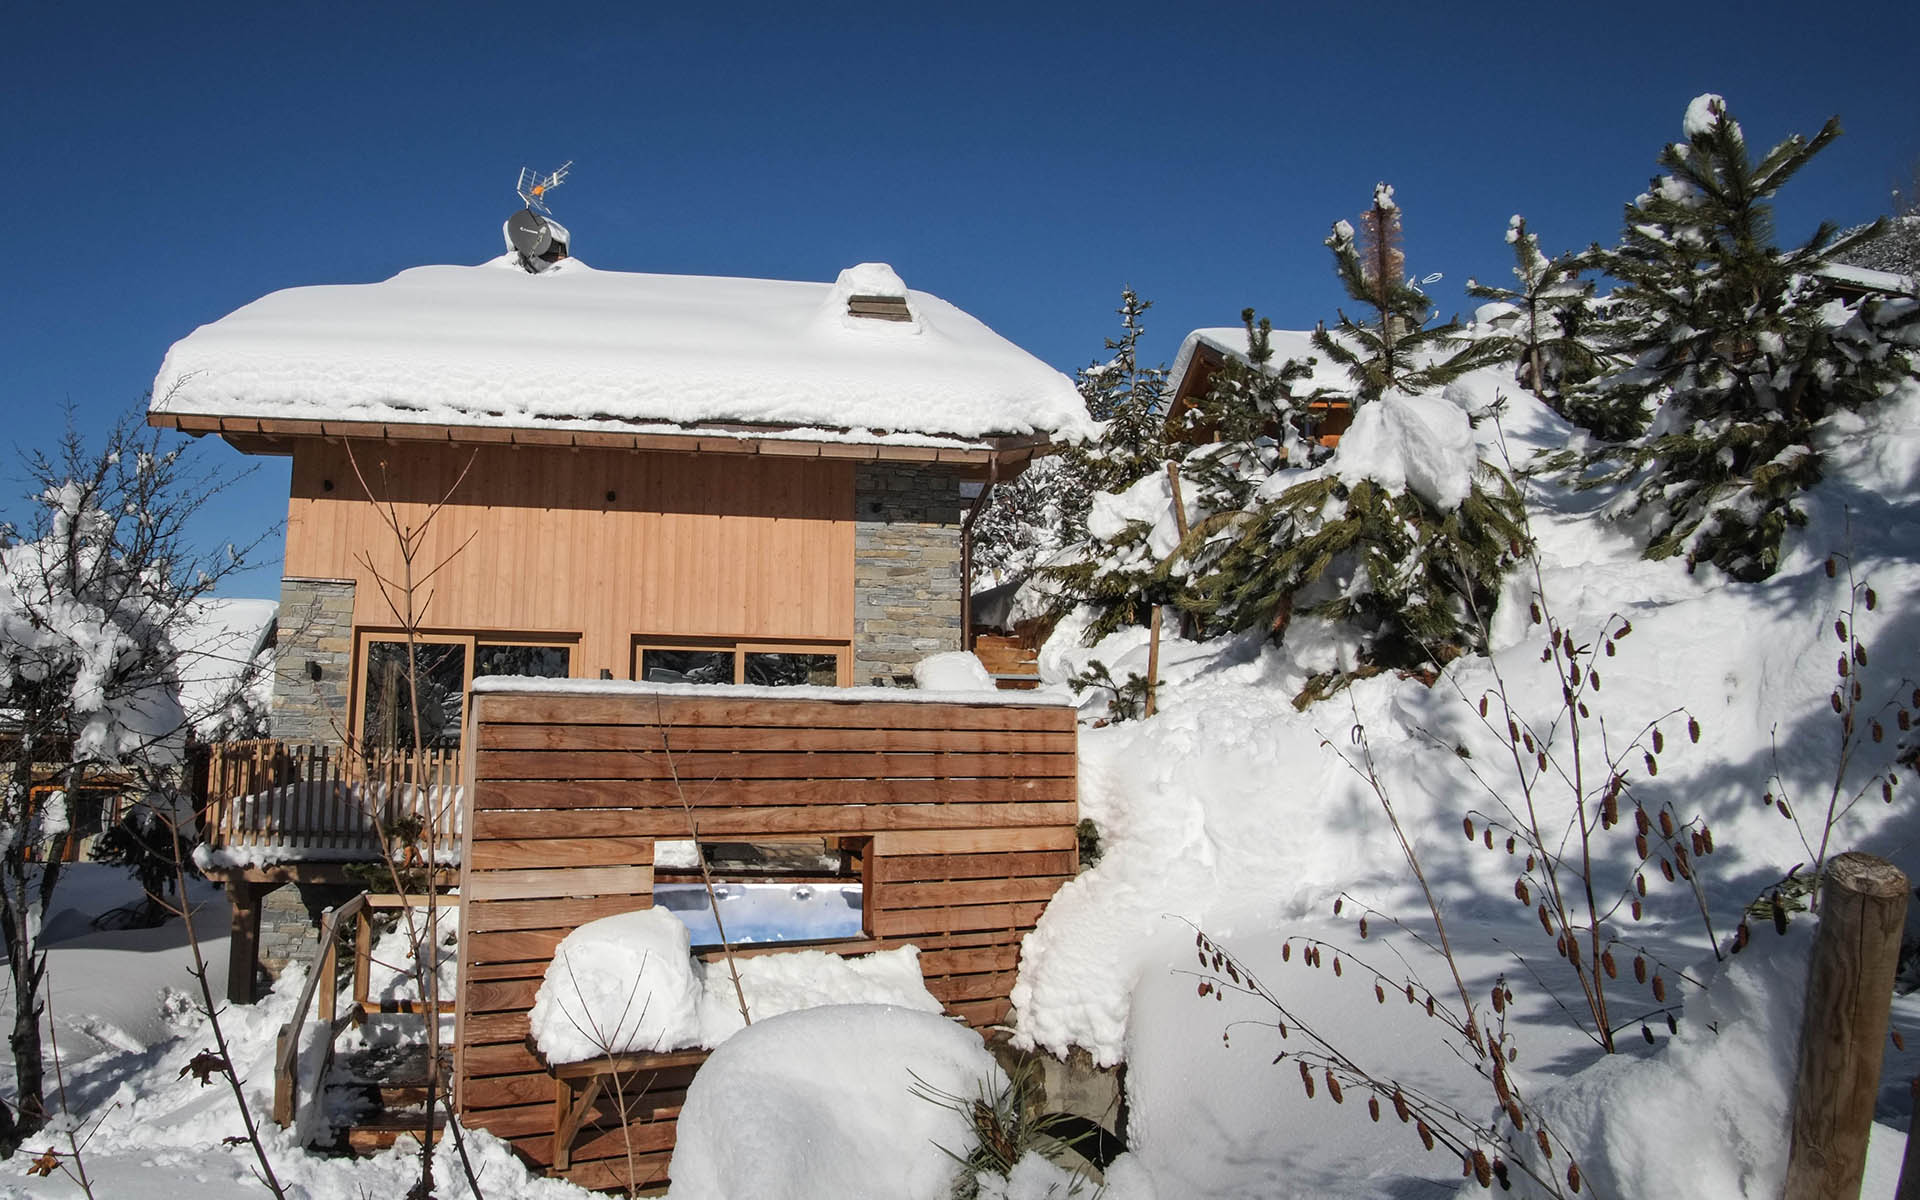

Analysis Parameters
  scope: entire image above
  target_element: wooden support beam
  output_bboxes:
[1785,852,1910,1200]
[228,881,263,1006]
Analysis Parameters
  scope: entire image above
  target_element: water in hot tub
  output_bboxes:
[652,880,864,946]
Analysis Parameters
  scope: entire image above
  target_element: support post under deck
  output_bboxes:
[227,881,263,1005]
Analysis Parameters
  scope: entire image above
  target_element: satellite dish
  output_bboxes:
[506,208,553,258]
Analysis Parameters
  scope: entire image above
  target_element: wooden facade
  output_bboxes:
[453,684,1079,1191]
[285,440,859,687]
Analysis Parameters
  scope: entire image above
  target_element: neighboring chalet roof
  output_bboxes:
[1166,326,1357,407]
[175,597,277,736]
[150,259,1092,464]
[1813,261,1918,299]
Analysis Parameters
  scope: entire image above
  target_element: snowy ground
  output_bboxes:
[1008,371,1920,1197]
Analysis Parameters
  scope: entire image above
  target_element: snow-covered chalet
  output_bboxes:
[150,255,1088,753]
[148,246,1088,998]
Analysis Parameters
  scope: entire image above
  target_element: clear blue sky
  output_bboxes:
[5,1,1915,596]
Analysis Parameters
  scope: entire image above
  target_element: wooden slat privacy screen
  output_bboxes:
[453,685,1078,1191]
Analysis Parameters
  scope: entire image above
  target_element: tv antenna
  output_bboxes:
[516,161,571,214]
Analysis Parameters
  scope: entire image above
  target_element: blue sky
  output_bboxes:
[5,1,1915,596]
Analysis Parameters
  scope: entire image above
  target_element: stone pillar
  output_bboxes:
[853,463,966,684]
[271,577,356,742]
[256,881,362,979]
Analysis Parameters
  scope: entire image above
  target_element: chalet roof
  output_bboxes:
[150,259,1092,452]
[1166,326,1358,403]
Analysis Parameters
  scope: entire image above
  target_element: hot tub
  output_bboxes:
[651,880,863,947]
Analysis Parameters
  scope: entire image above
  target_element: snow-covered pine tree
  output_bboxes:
[1567,94,1919,581]
[1312,184,1503,404]
[973,288,1169,585]
[1180,436,1527,675]
[1175,190,1529,676]
[1079,288,1172,499]
[1465,216,1614,410]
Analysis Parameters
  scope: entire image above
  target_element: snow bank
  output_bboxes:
[1523,924,1811,1199]
[151,260,1092,445]
[667,1005,1000,1200]
[912,650,996,691]
[531,908,702,1062]
[699,945,942,1044]
[532,907,942,1063]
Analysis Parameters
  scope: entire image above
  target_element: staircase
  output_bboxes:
[324,1042,452,1152]
[274,892,460,1155]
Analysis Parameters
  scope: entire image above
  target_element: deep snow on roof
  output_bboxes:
[151,259,1092,445]
[1168,326,1358,398]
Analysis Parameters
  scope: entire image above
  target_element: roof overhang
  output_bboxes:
[147,411,1062,473]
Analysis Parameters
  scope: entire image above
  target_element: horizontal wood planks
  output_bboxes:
[453,687,1077,1191]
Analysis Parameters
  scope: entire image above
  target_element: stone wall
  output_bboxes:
[270,577,355,743]
[853,463,966,683]
[257,881,359,976]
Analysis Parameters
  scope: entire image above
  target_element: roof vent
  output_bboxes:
[847,294,912,322]
[830,263,914,324]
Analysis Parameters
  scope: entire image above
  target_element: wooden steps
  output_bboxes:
[342,1107,447,1153]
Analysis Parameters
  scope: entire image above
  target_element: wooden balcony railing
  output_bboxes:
[201,740,463,859]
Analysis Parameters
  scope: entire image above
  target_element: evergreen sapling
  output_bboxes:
[1560,94,1920,581]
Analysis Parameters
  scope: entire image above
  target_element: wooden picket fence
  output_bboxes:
[452,683,1080,1193]
[202,739,463,856]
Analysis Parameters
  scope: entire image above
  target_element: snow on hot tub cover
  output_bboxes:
[151,258,1093,446]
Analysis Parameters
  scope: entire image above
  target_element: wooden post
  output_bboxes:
[1144,461,1190,720]
[317,909,338,1025]
[227,881,262,1006]
[1784,851,1909,1200]
[353,906,372,1019]
[1144,606,1162,718]
[272,1023,294,1126]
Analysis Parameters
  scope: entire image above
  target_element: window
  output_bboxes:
[632,639,846,687]
[358,633,574,750]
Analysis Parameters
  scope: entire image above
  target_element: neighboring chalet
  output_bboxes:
[148,251,1090,992]
[1165,324,1358,446]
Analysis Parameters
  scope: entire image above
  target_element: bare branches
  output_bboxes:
[649,698,750,1030]
[155,807,288,1199]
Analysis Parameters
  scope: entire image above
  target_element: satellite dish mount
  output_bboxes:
[505,161,573,272]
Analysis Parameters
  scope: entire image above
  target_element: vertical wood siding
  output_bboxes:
[283,442,857,680]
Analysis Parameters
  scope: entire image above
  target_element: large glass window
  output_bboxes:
[364,641,467,750]
[639,647,734,685]
[743,652,839,687]
[359,634,572,750]
[475,643,571,680]
[632,640,846,687]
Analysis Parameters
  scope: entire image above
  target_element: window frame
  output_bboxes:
[630,636,851,688]
[352,628,580,748]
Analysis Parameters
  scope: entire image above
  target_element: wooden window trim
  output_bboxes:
[352,629,580,745]
[630,636,851,688]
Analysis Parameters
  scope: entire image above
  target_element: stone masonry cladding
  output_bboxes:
[853,462,966,683]
[270,577,355,742]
